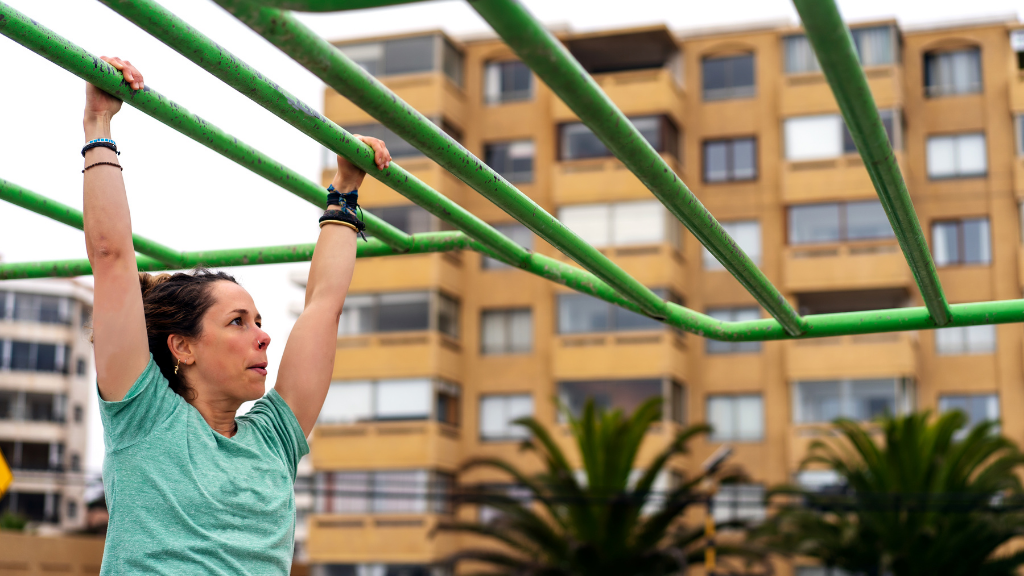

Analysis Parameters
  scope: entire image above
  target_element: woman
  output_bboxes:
[84,57,391,574]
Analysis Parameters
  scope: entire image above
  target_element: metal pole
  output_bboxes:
[0,1,411,252]
[204,0,671,320]
[243,0,428,9]
[468,0,805,336]
[0,178,184,266]
[793,0,952,327]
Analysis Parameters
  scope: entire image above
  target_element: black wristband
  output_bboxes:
[81,141,119,157]
[319,209,366,233]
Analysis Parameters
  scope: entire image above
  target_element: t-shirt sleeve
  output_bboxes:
[241,389,310,480]
[98,355,184,452]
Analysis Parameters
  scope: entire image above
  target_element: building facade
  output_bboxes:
[0,279,94,532]
[306,17,1024,576]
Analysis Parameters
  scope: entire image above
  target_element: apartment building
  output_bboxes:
[0,279,94,532]
[306,17,1024,576]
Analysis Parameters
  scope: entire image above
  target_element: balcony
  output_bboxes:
[312,420,462,471]
[785,332,918,381]
[333,331,462,381]
[307,513,459,565]
[780,65,903,116]
[552,330,686,382]
[348,250,464,294]
[324,71,467,129]
[782,152,908,203]
[551,68,683,123]
[553,154,681,205]
[783,240,912,292]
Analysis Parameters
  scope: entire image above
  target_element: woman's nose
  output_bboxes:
[257,329,271,350]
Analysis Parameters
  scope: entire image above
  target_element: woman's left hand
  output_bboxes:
[331,135,391,192]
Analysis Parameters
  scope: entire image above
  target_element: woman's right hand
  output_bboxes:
[85,56,144,121]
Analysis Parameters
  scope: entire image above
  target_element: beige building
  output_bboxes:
[0,279,94,532]
[303,15,1024,576]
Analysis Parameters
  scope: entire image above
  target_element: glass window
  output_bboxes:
[345,123,421,159]
[383,36,435,76]
[852,26,895,66]
[479,394,534,441]
[559,204,611,246]
[788,201,894,244]
[795,379,900,424]
[378,292,431,333]
[436,380,460,426]
[442,39,463,86]
[315,471,451,516]
[0,291,8,320]
[484,140,534,183]
[702,221,761,269]
[376,470,426,514]
[481,309,532,355]
[703,138,756,182]
[784,114,843,161]
[10,341,32,371]
[712,484,766,524]
[377,379,432,420]
[707,395,763,441]
[484,60,531,104]
[1016,115,1024,156]
[371,205,435,235]
[0,391,15,420]
[558,116,678,160]
[481,223,534,270]
[783,35,820,74]
[338,291,455,336]
[939,394,999,432]
[318,379,450,424]
[935,325,996,355]
[926,133,987,178]
[845,200,892,240]
[339,42,384,75]
[559,201,675,248]
[557,289,673,334]
[436,293,459,339]
[702,53,755,101]
[925,48,982,97]
[706,308,761,354]
[931,218,990,266]
[842,109,897,153]
[558,378,665,418]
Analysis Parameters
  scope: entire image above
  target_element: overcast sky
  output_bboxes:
[1,0,1020,475]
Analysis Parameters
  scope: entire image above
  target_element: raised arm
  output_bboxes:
[275,137,391,436]
[84,57,150,401]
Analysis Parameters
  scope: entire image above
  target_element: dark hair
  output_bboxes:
[139,268,238,399]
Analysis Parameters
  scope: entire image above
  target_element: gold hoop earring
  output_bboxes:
[174,359,180,375]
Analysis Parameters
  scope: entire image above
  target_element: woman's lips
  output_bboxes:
[249,363,268,376]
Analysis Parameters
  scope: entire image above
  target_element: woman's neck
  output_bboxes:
[189,395,242,438]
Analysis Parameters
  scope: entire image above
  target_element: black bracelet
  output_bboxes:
[82,161,123,173]
[81,141,119,157]
[319,208,367,240]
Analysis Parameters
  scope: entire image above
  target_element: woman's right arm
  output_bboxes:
[84,56,150,401]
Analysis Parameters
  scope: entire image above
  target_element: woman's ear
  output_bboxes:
[166,334,193,364]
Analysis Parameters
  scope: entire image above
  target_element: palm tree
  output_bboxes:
[753,411,1024,576]
[435,398,765,575]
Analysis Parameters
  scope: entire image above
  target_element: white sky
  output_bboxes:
[0,0,1020,475]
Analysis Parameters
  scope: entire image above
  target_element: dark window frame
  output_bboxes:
[483,60,533,104]
[484,139,535,183]
[556,289,681,335]
[923,46,983,98]
[930,217,991,266]
[701,52,756,101]
[557,115,679,161]
[786,200,896,245]
[702,136,758,183]
[480,308,533,356]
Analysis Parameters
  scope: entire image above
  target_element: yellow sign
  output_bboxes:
[0,451,12,498]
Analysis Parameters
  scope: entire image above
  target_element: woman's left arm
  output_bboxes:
[275,136,391,436]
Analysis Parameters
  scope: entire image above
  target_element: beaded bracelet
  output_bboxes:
[82,138,119,157]
[82,161,123,174]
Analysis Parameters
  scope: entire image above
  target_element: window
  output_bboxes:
[338,291,458,337]
[314,470,454,515]
[924,48,982,97]
[477,483,532,524]
[370,205,436,235]
[338,34,462,85]
[783,35,820,74]
[1017,115,1024,157]
[938,394,999,433]
[442,39,464,87]
[76,358,87,376]
[788,201,894,245]
[559,115,678,160]
[712,484,766,524]
[69,453,80,472]
[558,378,683,423]
[1014,30,1024,70]
[558,289,677,334]
[67,500,77,520]
[794,379,909,424]
[484,140,534,182]
[926,133,987,179]
[702,221,761,269]
[73,404,83,424]
[319,378,460,424]
[931,218,990,265]
[784,110,897,161]
[784,26,894,74]
[797,288,909,315]
[479,394,534,441]
[558,200,680,248]
[706,308,761,354]
[702,53,755,100]
[0,340,70,373]
[484,60,531,104]
[0,491,61,524]
[703,137,756,182]
[481,223,534,270]
[0,292,69,325]
[935,325,996,355]
[481,309,532,355]
[707,395,763,441]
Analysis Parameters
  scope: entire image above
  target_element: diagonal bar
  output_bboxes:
[205,0,672,320]
[246,0,422,8]
[0,1,411,252]
[467,0,804,336]
[0,177,183,266]
[793,0,952,327]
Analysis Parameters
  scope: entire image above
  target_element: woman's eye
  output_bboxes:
[230,317,242,326]
[255,322,262,329]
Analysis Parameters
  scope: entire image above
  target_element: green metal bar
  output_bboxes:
[245,0,426,9]
[0,177,184,266]
[207,0,671,320]
[88,0,531,271]
[0,232,470,280]
[0,1,410,252]
[468,0,804,336]
[794,0,953,327]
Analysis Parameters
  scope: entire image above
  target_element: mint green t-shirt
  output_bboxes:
[98,356,309,575]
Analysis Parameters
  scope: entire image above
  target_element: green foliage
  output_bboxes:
[0,511,28,531]
[753,411,1024,576]
[436,398,764,575]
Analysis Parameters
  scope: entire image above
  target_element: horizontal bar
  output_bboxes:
[211,0,671,320]
[0,177,184,266]
[244,0,426,9]
[469,0,804,336]
[0,1,412,252]
[794,0,952,327]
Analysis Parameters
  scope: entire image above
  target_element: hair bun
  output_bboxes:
[138,272,173,297]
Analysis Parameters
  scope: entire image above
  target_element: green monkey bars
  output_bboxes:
[0,0,1019,341]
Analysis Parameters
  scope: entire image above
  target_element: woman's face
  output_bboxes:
[191,281,271,404]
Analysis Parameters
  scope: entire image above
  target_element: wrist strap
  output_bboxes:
[319,208,366,241]
[82,140,119,157]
